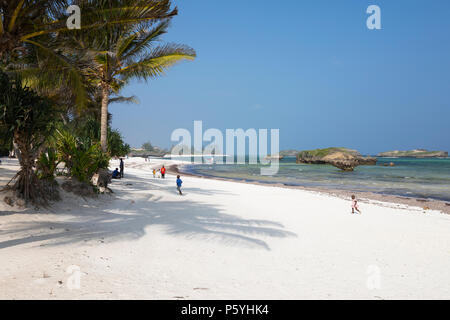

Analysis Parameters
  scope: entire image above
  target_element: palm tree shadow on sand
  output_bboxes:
[0,173,297,251]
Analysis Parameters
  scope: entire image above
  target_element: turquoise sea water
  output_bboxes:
[180,157,450,202]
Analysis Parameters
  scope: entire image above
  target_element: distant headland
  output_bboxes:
[377,149,448,158]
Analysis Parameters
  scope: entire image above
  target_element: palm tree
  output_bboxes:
[0,0,178,60]
[0,1,67,61]
[82,19,196,151]
[0,0,179,106]
[2,0,194,152]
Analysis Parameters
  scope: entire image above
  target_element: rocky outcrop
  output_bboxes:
[381,162,396,167]
[92,168,111,187]
[296,147,377,171]
[279,150,300,157]
[356,157,378,165]
[377,149,448,158]
[91,168,112,193]
[264,155,284,160]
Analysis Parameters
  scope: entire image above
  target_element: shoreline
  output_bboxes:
[168,164,450,215]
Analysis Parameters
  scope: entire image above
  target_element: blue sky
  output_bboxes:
[110,0,450,155]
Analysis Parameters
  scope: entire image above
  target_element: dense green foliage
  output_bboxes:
[108,129,131,157]
[0,71,57,203]
[0,1,194,206]
[0,73,56,146]
[54,128,110,183]
[142,142,154,151]
[36,149,59,181]
[73,117,130,157]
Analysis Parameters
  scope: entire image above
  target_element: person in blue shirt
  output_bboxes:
[176,175,183,195]
[112,168,120,179]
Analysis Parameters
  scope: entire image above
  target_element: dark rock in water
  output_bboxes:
[357,157,378,165]
[328,160,358,171]
[322,152,359,171]
[296,147,377,171]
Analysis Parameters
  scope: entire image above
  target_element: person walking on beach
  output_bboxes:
[176,175,183,195]
[119,158,124,178]
[161,165,166,179]
[351,195,361,214]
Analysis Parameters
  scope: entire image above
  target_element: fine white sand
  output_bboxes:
[0,157,449,299]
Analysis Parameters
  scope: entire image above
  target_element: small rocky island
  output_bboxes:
[264,154,284,160]
[279,150,300,157]
[296,147,377,171]
[377,149,448,158]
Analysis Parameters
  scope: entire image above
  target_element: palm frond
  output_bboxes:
[117,44,196,81]
[120,20,170,60]
[8,0,26,32]
[109,95,139,105]
[23,39,88,110]
[21,0,177,41]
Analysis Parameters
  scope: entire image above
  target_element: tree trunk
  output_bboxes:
[100,85,109,153]
[13,132,37,203]
[12,139,22,162]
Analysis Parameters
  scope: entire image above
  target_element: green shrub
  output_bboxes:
[73,117,130,157]
[54,128,78,173]
[54,129,110,183]
[0,72,57,205]
[36,149,60,181]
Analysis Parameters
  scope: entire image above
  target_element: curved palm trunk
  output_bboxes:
[100,85,109,152]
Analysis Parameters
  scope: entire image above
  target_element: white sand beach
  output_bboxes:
[0,157,449,300]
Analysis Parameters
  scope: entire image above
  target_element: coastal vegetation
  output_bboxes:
[135,141,168,156]
[65,6,196,151]
[0,0,195,206]
[0,72,57,205]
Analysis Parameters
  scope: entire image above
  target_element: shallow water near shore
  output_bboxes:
[180,157,450,202]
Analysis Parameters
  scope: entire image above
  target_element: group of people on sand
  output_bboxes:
[110,158,359,202]
[111,160,183,195]
[112,158,124,179]
[152,165,166,179]
[152,165,183,195]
